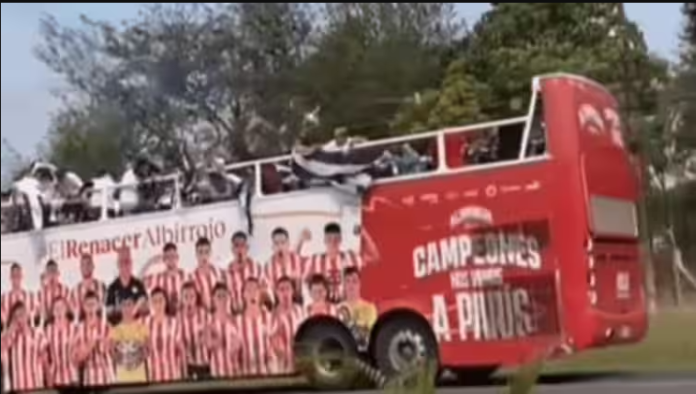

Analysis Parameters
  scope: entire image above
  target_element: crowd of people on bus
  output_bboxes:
[1,124,542,235]
[0,223,378,392]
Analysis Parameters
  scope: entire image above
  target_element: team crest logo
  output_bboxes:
[578,103,605,135]
[450,206,494,230]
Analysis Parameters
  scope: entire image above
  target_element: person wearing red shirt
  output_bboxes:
[305,275,337,317]
[70,254,106,317]
[44,297,78,388]
[265,228,304,297]
[145,288,184,383]
[74,291,113,387]
[178,282,210,380]
[270,276,305,374]
[1,264,39,327]
[302,223,379,303]
[225,232,267,313]
[39,260,71,323]
[142,244,186,313]
[206,284,241,379]
[236,277,275,377]
[1,302,47,392]
[188,238,223,311]
[1,323,9,393]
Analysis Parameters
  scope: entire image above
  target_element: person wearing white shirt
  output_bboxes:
[322,127,367,153]
[12,176,44,231]
[56,170,84,198]
[89,172,117,219]
[117,165,139,215]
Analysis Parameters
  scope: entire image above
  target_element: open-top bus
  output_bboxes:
[0,73,646,392]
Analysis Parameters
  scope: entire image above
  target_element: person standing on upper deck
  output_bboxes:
[105,248,148,325]
[322,127,367,153]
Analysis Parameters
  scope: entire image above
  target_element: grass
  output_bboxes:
[542,310,696,373]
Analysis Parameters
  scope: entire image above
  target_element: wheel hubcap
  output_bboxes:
[314,338,346,378]
[388,330,427,372]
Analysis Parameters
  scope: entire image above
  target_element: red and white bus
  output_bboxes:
[0,73,646,391]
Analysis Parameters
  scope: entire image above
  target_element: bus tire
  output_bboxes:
[295,318,360,390]
[373,315,439,380]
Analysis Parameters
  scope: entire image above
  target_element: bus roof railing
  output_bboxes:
[1,72,560,230]
[0,115,536,222]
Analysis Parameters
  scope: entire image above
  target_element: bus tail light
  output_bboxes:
[586,239,598,305]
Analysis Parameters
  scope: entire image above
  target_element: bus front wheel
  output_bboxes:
[295,318,360,390]
[373,315,439,380]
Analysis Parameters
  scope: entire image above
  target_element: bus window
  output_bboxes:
[525,94,547,157]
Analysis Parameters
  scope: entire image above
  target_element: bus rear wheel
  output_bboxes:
[295,319,360,390]
[373,316,439,381]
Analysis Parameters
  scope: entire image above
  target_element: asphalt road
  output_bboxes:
[358,374,696,394]
[105,373,696,394]
[434,379,695,394]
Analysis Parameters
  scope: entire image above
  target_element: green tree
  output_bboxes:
[43,105,129,178]
[673,3,696,269]
[36,3,316,172]
[393,59,488,133]
[464,3,666,118]
[37,3,463,174]
[296,3,461,140]
[426,60,488,128]
[674,3,696,150]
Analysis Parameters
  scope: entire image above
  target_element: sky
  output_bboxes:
[0,2,685,166]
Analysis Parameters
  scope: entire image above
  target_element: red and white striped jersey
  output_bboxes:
[306,303,338,318]
[179,308,210,367]
[39,283,71,318]
[1,290,39,326]
[5,327,47,392]
[272,305,306,374]
[44,321,78,387]
[303,251,363,302]
[1,345,9,393]
[70,279,106,315]
[208,316,241,379]
[188,267,223,311]
[144,316,184,383]
[144,269,186,307]
[225,259,265,312]
[74,320,113,387]
[235,310,275,377]
[266,252,305,285]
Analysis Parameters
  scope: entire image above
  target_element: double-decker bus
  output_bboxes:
[0,73,646,392]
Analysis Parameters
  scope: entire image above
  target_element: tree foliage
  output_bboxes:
[296,3,461,140]
[675,2,696,151]
[36,3,462,175]
[463,3,667,120]
[393,59,488,133]
[35,3,673,180]
[43,104,129,178]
